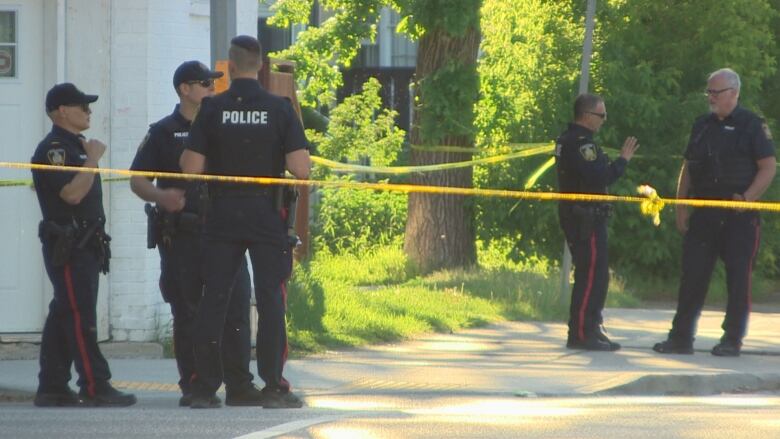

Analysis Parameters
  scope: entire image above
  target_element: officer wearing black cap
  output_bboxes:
[654,68,776,357]
[31,83,136,407]
[181,35,311,409]
[555,93,639,351]
[130,61,260,406]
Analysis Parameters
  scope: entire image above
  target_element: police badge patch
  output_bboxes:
[47,149,66,166]
[762,122,773,140]
[579,143,598,161]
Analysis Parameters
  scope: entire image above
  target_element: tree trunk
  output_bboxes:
[404,26,481,273]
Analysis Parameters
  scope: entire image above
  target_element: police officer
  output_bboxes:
[555,93,639,351]
[31,83,136,407]
[180,35,311,409]
[654,68,776,357]
[130,61,261,406]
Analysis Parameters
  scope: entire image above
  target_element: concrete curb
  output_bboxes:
[596,373,780,396]
[5,373,780,403]
[0,387,34,402]
[0,342,164,361]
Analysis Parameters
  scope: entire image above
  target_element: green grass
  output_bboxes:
[287,245,565,353]
[286,250,502,352]
[285,245,655,354]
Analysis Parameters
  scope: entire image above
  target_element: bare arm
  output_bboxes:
[59,139,105,205]
[742,156,777,202]
[286,149,311,180]
[130,176,185,213]
[180,149,206,175]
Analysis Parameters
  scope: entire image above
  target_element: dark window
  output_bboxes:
[354,44,380,68]
[0,10,17,78]
[258,17,291,56]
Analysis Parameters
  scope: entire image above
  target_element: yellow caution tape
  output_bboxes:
[0,176,129,188]
[637,185,665,226]
[411,142,556,153]
[3,162,780,225]
[524,156,556,189]
[312,144,554,174]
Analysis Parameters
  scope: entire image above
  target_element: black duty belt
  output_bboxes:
[208,185,274,198]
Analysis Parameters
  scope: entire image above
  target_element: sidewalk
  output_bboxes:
[2,308,779,401]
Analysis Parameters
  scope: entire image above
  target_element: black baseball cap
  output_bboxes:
[231,35,261,54]
[45,83,98,112]
[173,61,224,89]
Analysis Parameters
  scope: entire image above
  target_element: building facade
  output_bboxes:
[0,0,414,343]
[0,0,257,342]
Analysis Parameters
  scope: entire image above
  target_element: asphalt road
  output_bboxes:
[1,392,779,439]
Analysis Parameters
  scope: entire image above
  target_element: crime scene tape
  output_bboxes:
[312,144,554,174]
[3,162,780,224]
[0,145,552,186]
[0,176,129,188]
[411,142,555,153]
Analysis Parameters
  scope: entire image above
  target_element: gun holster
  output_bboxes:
[274,185,301,248]
[571,204,612,240]
[145,203,159,249]
[75,218,111,274]
[39,221,77,267]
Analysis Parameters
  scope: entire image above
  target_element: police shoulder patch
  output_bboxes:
[47,148,66,166]
[762,122,773,140]
[579,143,598,161]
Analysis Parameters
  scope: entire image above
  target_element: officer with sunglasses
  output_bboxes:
[555,93,639,351]
[181,35,310,409]
[129,61,259,406]
[654,68,776,357]
[31,83,136,407]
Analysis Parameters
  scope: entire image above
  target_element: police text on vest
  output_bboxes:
[222,111,268,125]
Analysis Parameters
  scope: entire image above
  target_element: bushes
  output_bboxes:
[312,181,408,253]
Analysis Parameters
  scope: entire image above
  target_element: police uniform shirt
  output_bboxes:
[684,106,775,198]
[185,78,308,185]
[130,105,201,212]
[555,122,627,195]
[31,125,104,222]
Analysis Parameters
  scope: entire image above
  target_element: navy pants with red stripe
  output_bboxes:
[38,243,111,397]
[668,209,761,345]
[191,196,293,398]
[566,220,609,342]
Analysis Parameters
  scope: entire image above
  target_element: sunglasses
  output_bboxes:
[66,103,91,113]
[186,79,215,88]
[704,87,733,97]
[587,111,607,119]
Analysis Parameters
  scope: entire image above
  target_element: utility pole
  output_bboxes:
[561,0,597,305]
[210,0,237,68]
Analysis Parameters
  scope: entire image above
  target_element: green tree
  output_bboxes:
[474,0,583,262]
[472,0,779,283]
[270,0,482,272]
[307,77,405,174]
[307,77,409,253]
[594,0,778,276]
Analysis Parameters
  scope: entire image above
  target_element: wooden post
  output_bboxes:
[261,58,311,261]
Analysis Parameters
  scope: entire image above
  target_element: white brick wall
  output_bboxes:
[106,0,258,342]
[109,0,155,342]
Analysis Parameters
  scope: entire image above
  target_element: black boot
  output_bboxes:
[652,338,694,354]
[34,387,83,407]
[80,385,137,407]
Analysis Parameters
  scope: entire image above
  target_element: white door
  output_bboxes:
[0,0,48,334]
